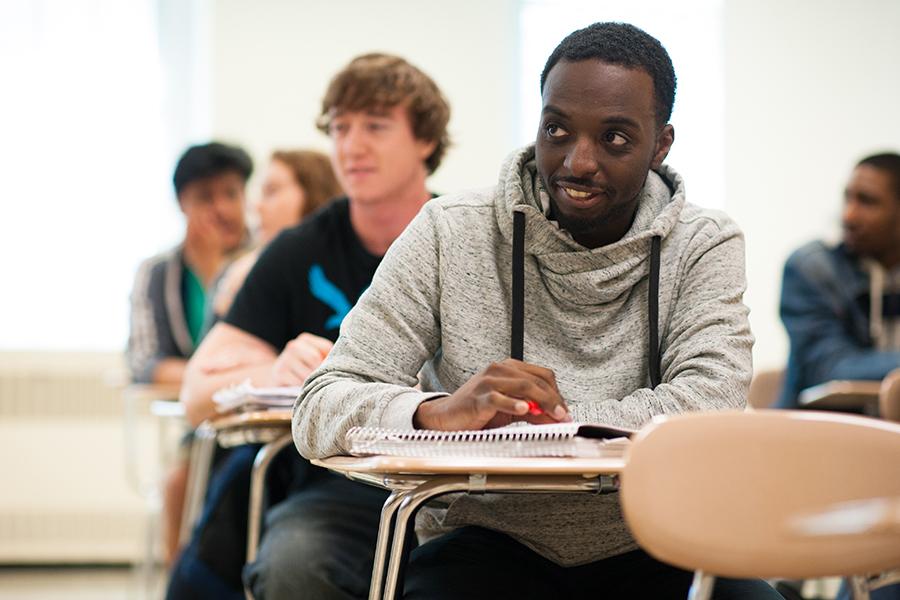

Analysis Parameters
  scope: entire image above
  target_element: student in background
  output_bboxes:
[778,153,900,409]
[777,153,900,600]
[175,54,451,600]
[212,149,343,317]
[295,23,781,599]
[127,141,252,384]
[126,141,252,564]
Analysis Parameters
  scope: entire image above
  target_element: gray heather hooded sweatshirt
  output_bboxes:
[294,145,753,566]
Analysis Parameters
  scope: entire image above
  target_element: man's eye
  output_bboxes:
[329,123,348,136]
[546,124,567,138]
[605,131,628,146]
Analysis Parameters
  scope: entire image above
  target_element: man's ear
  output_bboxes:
[417,139,438,163]
[650,124,674,170]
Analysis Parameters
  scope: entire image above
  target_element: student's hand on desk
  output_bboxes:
[199,345,274,374]
[270,333,334,385]
[413,359,570,431]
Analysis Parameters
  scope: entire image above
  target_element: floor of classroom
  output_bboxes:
[0,565,167,600]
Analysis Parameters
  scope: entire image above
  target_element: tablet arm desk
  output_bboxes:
[313,455,625,600]
[798,380,881,415]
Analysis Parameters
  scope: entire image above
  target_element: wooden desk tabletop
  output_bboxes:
[798,380,881,412]
[122,383,181,403]
[211,409,292,431]
[313,454,626,476]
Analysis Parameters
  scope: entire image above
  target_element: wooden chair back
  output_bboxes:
[621,410,900,579]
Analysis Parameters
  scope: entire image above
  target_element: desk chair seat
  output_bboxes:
[880,368,900,422]
[748,369,784,409]
[620,410,900,600]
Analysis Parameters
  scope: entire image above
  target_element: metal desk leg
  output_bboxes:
[382,478,469,600]
[688,571,716,600]
[368,491,405,600]
[869,570,900,592]
[849,576,872,600]
[178,422,217,546]
[243,434,294,600]
[246,433,294,565]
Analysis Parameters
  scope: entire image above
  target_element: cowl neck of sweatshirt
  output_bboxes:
[494,145,685,307]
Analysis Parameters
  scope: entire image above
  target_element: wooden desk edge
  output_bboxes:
[312,455,625,476]
[798,380,881,408]
[122,383,182,403]
[210,409,293,431]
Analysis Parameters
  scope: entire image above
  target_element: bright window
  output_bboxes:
[518,0,725,209]
[0,0,207,351]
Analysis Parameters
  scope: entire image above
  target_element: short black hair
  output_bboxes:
[172,142,254,196]
[857,152,900,200]
[540,22,677,126]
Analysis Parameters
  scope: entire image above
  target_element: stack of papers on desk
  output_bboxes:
[212,380,301,413]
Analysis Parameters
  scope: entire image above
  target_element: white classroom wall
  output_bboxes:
[210,0,900,372]
[4,0,897,363]
[724,0,900,369]
[209,0,521,196]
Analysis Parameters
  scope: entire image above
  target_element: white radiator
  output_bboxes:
[0,352,174,564]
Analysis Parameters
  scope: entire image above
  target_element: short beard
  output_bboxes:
[541,176,637,240]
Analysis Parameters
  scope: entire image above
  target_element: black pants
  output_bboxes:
[242,466,390,600]
[167,444,259,600]
[404,526,785,600]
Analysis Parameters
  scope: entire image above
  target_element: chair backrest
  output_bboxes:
[620,410,900,579]
[747,369,784,409]
[880,368,900,422]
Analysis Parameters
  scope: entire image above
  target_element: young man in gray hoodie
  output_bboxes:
[295,23,781,599]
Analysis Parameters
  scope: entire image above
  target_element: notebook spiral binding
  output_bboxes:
[345,423,628,458]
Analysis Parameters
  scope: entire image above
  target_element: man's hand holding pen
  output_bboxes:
[412,358,571,430]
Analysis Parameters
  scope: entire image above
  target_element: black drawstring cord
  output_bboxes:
[510,211,662,389]
[511,210,525,361]
[649,235,662,389]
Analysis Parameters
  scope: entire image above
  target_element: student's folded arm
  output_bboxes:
[180,322,279,427]
[570,223,754,429]
[181,230,316,427]
[152,357,188,385]
[294,205,445,459]
[780,256,900,385]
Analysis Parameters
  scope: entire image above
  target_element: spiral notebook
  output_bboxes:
[345,422,633,459]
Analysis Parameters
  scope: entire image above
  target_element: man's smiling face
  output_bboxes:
[535,59,673,249]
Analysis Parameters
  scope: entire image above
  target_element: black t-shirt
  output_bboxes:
[225,198,382,349]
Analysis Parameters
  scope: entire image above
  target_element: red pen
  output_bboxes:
[525,400,544,415]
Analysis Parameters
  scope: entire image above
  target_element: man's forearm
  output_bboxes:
[181,360,275,427]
